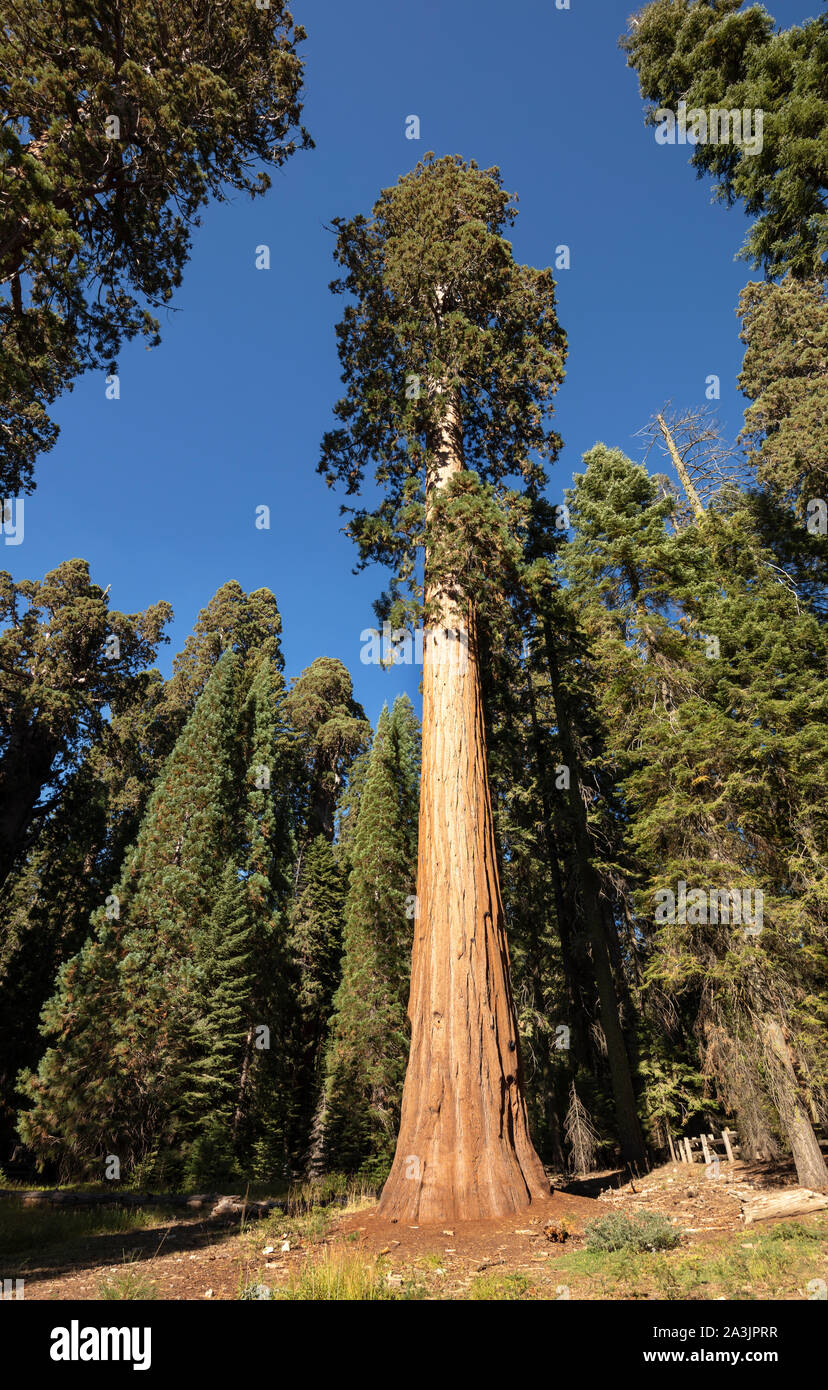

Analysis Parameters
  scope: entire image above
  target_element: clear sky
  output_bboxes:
[4,0,814,729]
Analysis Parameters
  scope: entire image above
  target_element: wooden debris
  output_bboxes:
[741,1188,828,1225]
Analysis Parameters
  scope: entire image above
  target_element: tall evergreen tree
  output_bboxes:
[282,657,370,847]
[285,835,347,1172]
[621,0,828,277]
[19,653,242,1179]
[739,275,828,523]
[0,560,170,893]
[1,579,292,1171]
[323,695,420,1175]
[319,153,566,1221]
[0,0,311,494]
[562,442,828,1186]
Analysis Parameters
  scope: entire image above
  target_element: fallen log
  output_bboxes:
[209,1196,281,1219]
[741,1188,828,1225]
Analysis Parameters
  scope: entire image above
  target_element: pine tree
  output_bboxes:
[562,442,828,1186]
[166,582,287,714]
[0,560,170,893]
[19,653,242,1179]
[233,654,296,1179]
[182,865,255,1187]
[0,579,295,1170]
[282,657,371,847]
[284,835,347,1172]
[621,1,828,277]
[323,696,420,1176]
[739,275,828,525]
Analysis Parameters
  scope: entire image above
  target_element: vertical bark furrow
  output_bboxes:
[379,402,550,1220]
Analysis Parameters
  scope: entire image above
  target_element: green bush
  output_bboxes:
[181,1123,239,1190]
[583,1209,681,1253]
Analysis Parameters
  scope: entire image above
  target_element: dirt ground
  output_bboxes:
[12,1157,824,1300]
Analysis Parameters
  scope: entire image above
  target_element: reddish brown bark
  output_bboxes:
[378,397,550,1223]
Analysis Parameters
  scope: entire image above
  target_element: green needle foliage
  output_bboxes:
[18,652,243,1179]
[0,0,311,494]
[561,442,828,1170]
[319,152,566,628]
[621,0,828,278]
[739,274,828,517]
[323,695,420,1177]
[0,560,171,891]
[285,835,348,1173]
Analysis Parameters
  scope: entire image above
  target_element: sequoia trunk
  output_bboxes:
[378,395,550,1223]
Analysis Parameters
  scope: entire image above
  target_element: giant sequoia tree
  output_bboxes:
[319,154,566,1220]
[0,0,311,494]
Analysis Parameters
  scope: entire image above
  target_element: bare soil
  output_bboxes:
[13,1157,822,1300]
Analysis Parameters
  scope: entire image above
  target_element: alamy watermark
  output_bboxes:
[655,102,764,156]
[655,881,763,938]
[1,499,23,545]
[361,621,468,670]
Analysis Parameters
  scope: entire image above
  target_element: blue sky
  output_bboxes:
[4,0,814,728]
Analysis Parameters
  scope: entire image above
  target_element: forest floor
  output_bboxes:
[4,1159,827,1300]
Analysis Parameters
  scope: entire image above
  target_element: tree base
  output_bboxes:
[378,1141,551,1224]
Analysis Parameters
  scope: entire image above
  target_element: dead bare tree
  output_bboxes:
[635,404,750,520]
[564,1081,602,1175]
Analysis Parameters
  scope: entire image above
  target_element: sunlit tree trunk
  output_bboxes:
[378,396,550,1222]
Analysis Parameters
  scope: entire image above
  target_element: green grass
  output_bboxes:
[96,1264,159,1301]
[467,1271,534,1300]
[554,1218,828,1300]
[0,1200,180,1258]
[269,1248,395,1300]
[259,1174,381,1248]
[285,1174,380,1214]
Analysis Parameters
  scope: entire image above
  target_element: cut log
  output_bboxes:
[741,1188,828,1225]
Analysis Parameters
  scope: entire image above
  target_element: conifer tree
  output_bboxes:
[232,654,296,1176]
[19,653,242,1178]
[319,153,566,1220]
[285,835,347,1171]
[0,560,170,893]
[283,657,370,847]
[0,579,294,1168]
[182,865,255,1186]
[0,0,311,494]
[562,442,828,1186]
[621,0,828,277]
[323,695,420,1175]
[166,582,286,714]
[738,275,828,525]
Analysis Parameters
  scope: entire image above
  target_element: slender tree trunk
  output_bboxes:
[0,726,57,890]
[657,414,705,520]
[541,622,647,1166]
[523,668,592,1078]
[378,396,549,1222]
[233,1027,255,1138]
[762,1017,828,1189]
